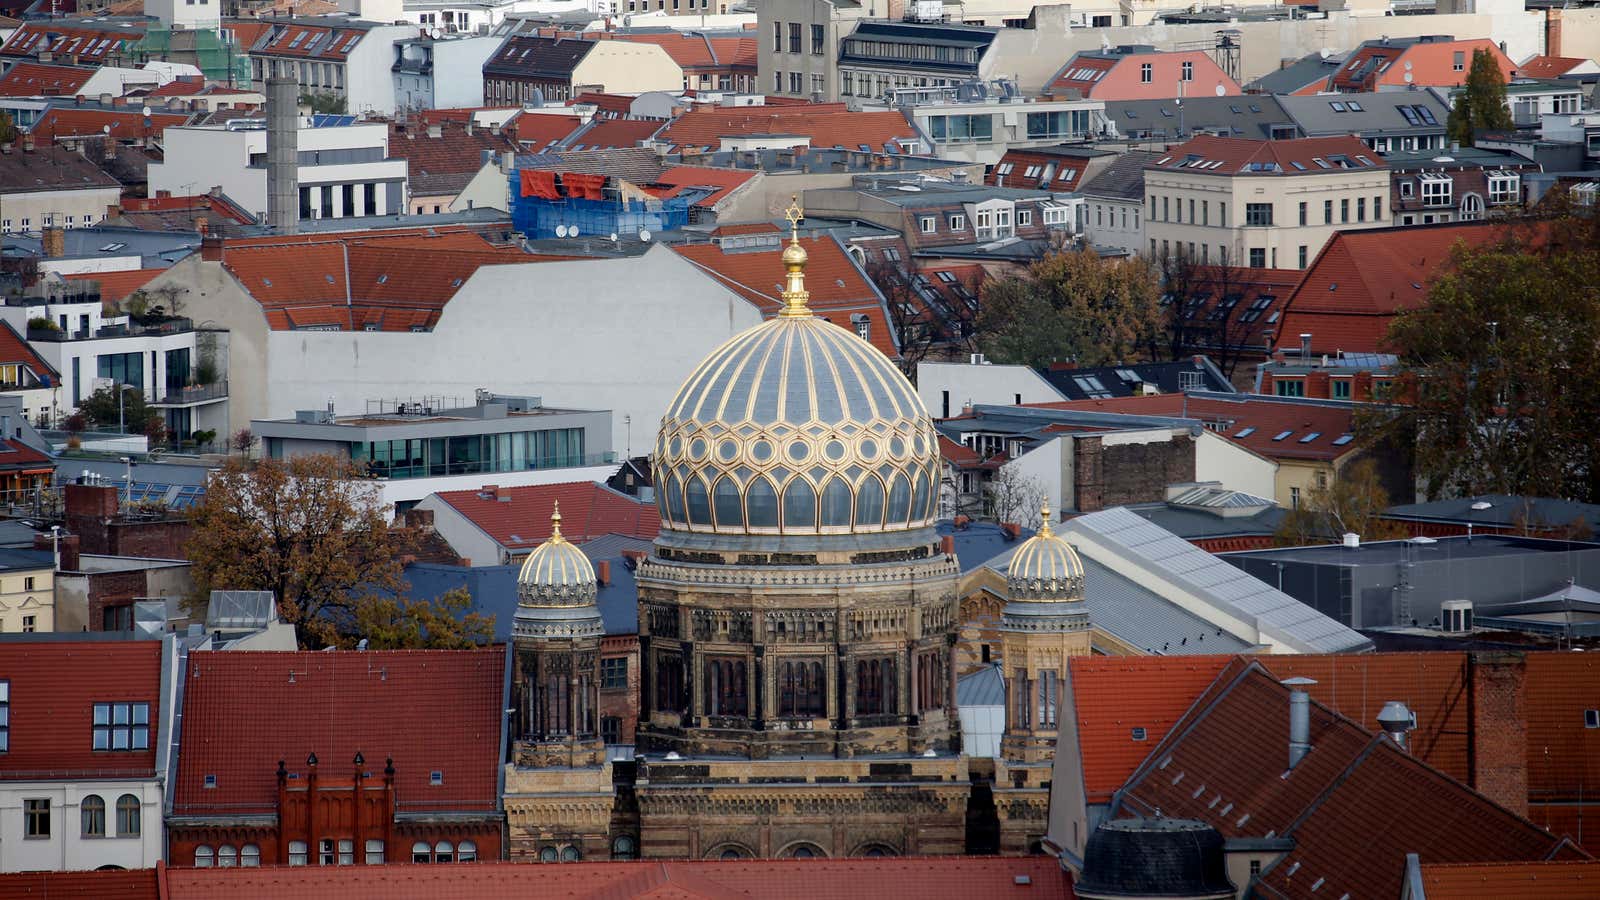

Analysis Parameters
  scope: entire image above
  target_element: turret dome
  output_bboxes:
[513,501,603,639]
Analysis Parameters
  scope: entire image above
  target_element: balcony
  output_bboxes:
[151,381,228,407]
[26,317,202,343]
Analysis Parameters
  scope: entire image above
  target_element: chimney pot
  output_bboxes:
[1284,676,1317,770]
[596,559,610,586]
[200,234,224,262]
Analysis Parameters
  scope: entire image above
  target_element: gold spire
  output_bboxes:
[548,500,566,545]
[778,195,811,318]
[1038,503,1054,538]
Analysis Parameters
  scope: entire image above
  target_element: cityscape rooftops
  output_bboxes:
[429,480,660,552]
[656,104,920,154]
[1278,91,1451,137]
[0,62,93,98]
[1148,135,1385,176]
[0,142,121,193]
[1100,95,1293,142]
[0,641,161,780]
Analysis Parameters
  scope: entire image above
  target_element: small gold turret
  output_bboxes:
[779,195,811,318]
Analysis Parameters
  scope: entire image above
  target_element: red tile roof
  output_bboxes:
[1119,662,1576,900]
[0,869,160,899]
[29,107,190,143]
[986,149,1092,192]
[603,32,756,71]
[572,91,637,116]
[386,121,518,190]
[1149,135,1385,176]
[1419,859,1600,899]
[413,106,518,127]
[0,318,57,382]
[1331,37,1514,92]
[1524,653,1600,832]
[1047,56,1117,95]
[658,105,918,154]
[159,856,1073,899]
[0,438,51,473]
[509,112,584,152]
[62,269,164,305]
[673,235,898,357]
[171,648,505,815]
[937,434,982,467]
[649,164,756,208]
[0,641,161,780]
[219,231,539,331]
[1028,393,1358,461]
[0,62,91,97]
[250,23,377,61]
[147,79,256,98]
[1272,221,1501,356]
[121,193,256,224]
[566,117,664,150]
[222,21,273,50]
[1517,55,1588,79]
[0,23,142,63]
[432,481,660,552]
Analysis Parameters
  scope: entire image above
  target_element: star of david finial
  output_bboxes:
[784,195,804,241]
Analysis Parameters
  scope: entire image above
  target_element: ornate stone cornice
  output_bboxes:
[637,556,960,590]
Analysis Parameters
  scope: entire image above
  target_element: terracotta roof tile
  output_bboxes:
[565,118,664,150]
[0,62,92,97]
[1332,37,1513,92]
[986,148,1092,192]
[673,235,897,356]
[1419,859,1600,899]
[658,105,917,154]
[0,869,160,899]
[0,23,142,63]
[1047,56,1116,94]
[1517,55,1588,79]
[1149,134,1385,175]
[1027,393,1358,461]
[1524,653,1600,839]
[510,112,585,152]
[62,269,163,304]
[250,23,372,62]
[602,32,756,71]
[171,648,505,815]
[30,108,189,143]
[387,121,518,195]
[432,481,660,551]
[0,642,161,780]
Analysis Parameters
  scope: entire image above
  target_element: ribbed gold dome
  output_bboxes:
[517,501,597,606]
[652,198,940,537]
[1006,506,1086,602]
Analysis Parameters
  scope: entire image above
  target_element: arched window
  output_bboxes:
[912,469,932,522]
[886,473,912,525]
[539,846,559,862]
[458,840,477,863]
[819,476,852,527]
[705,658,747,717]
[686,476,712,525]
[779,659,826,717]
[81,794,105,837]
[115,794,140,837]
[612,835,638,861]
[713,476,744,529]
[218,845,238,868]
[786,842,826,858]
[434,841,454,864]
[746,477,778,528]
[855,475,884,528]
[664,473,685,524]
[241,844,261,867]
[782,478,816,529]
[1461,193,1484,221]
[560,845,581,862]
[412,841,432,863]
[194,845,214,868]
[856,657,898,715]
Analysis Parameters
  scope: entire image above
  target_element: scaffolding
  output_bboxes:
[508,168,693,240]
[129,24,251,86]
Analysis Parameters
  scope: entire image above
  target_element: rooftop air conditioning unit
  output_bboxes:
[1440,599,1473,634]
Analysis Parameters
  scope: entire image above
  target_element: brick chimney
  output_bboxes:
[41,226,65,259]
[33,531,80,572]
[596,559,610,586]
[1468,652,1529,815]
[66,483,120,519]
[200,234,224,262]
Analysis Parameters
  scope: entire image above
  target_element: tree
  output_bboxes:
[1364,208,1600,501]
[1154,254,1271,380]
[978,248,1162,368]
[866,259,979,377]
[300,91,347,115]
[350,586,495,650]
[230,427,256,456]
[77,385,160,433]
[185,454,425,648]
[986,466,1047,526]
[1446,48,1514,148]
[1275,459,1409,546]
[0,111,16,145]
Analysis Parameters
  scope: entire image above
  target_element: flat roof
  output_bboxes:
[1226,534,1599,566]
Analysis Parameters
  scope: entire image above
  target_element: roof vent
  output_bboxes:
[1283,676,1317,771]
[1377,701,1414,750]
[1014,875,1032,885]
[1440,599,1473,634]
[1342,532,1359,549]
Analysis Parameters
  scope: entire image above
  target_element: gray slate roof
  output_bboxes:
[956,664,1005,706]
[1247,52,1343,94]
[1278,91,1450,138]
[1102,96,1293,142]
[1063,507,1372,654]
[1079,150,1162,201]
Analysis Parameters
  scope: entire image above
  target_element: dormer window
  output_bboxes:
[93,702,150,751]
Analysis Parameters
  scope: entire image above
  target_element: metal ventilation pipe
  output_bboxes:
[1377,701,1413,750]
[1284,677,1317,770]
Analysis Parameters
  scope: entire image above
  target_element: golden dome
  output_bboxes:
[517,501,597,606]
[1006,505,1086,602]
[652,198,941,537]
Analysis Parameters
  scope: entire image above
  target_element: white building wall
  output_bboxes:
[1194,431,1277,501]
[959,704,1004,758]
[430,37,499,109]
[344,25,415,115]
[571,42,683,94]
[0,187,122,236]
[34,330,207,412]
[0,780,164,872]
[998,436,1066,518]
[1082,197,1142,255]
[413,493,505,565]
[916,360,1064,420]
[143,0,221,28]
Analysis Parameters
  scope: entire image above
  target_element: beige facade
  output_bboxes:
[759,0,867,100]
[0,563,53,634]
[573,42,683,95]
[1144,167,1390,271]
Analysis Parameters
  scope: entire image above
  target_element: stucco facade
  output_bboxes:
[0,780,164,871]
[0,560,51,634]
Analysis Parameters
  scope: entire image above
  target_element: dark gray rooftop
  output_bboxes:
[956,664,1005,706]
[1102,95,1293,142]
[1039,357,1233,400]
[1279,91,1451,138]
[1079,149,1162,201]
[1246,51,1344,94]
[1124,500,1285,542]
[1386,495,1600,533]
[1227,534,1596,566]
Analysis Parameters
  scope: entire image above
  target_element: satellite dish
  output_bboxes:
[430,26,443,38]
[102,124,111,134]
[609,232,618,241]
[637,228,652,243]
[555,224,570,237]
[1214,84,1226,96]
[141,106,152,117]
[569,224,580,237]
[1404,59,1413,70]
[1403,72,1414,83]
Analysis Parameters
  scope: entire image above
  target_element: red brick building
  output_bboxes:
[167,649,507,868]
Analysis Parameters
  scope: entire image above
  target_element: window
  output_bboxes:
[855,657,897,716]
[435,841,454,864]
[289,841,308,865]
[219,845,238,867]
[1586,709,1600,728]
[1453,50,1464,72]
[1140,62,1152,83]
[1245,203,1273,226]
[789,72,802,94]
[1298,201,1307,226]
[93,702,150,751]
[601,657,628,690]
[779,659,826,717]
[116,794,139,836]
[1332,380,1352,400]
[242,844,261,867]
[1181,60,1193,81]
[1421,175,1452,207]
[413,841,432,863]
[459,840,478,863]
[1017,208,1031,226]
[1374,196,1383,220]
[1488,173,1519,206]
[1298,245,1308,269]
[320,839,335,866]
[920,215,936,234]
[1249,248,1266,268]
[24,799,49,838]
[1250,859,1263,876]
[772,20,782,51]
[1275,380,1305,397]
[339,839,354,865]
[1324,199,1332,224]
[1036,669,1058,728]
[1340,198,1350,223]
[613,836,638,861]
[0,680,8,752]
[1025,109,1090,140]
[949,214,966,230]
[811,23,823,55]
[366,839,385,864]
[773,70,783,93]
[705,657,748,717]
[1290,486,1301,508]
[195,845,214,867]
[81,795,106,837]
[23,576,33,591]
[1357,197,1366,222]
[928,114,992,143]
[788,22,801,54]
[855,318,870,341]
[20,616,32,633]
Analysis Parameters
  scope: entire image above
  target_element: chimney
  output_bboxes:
[1299,333,1312,359]
[102,137,116,161]
[940,534,955,556]
[200,234,224,262]
[1376,701,1413,750]
[427,123,442,139]
[596,560,610,586]
[266,76,299,235]
[1284,676,1316,770]
[41,226,65,259]
[100,92,114,106]
[105,202,121,219]
[20,133,33,152]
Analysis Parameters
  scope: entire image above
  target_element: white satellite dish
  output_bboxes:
[1214,84,1226,96]
[102,124,111,134]
[430,26,443,38]
[555,224,570,237]
[569,224,580,237]
[609,232,618,242]
[1403,72,1414,83]
[637,228,652,242]
[141,106,152,117]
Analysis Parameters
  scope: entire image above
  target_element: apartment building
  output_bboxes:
[246,20,417,117]
[757,0,866,102]
[1143,135,1391,271]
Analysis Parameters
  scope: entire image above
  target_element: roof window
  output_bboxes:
[430,770,444,785]
[1332,434,1354,446]
[1586,709,1599,728]
[1131,727,1147,741]
[1298,432,1321,443]
[1272,430,1292,441]
[1235,427,1256,438]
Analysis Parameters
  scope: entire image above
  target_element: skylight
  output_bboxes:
[1330,101,1346,112]
[1298,432,1321,443]
[1272,430,1292,441]
[1236,427,1256,438]
[1347,100,1364,111]
[1333,434,1354,445]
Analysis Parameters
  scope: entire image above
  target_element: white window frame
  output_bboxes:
[1421,174,1452,207]
[919,216,936,234]
[949,214,966,230]
[1487,172,1519,206]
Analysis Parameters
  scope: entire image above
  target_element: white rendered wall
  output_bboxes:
[1194,431,1276,501]
[916,361,1064,420]
[0,780,164,872]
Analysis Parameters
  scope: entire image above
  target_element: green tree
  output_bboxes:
[1274,459,1409,546]
[1446,48,1514,147]
[1363,208,1600,501]
[0,111,16,145]
[300,91,348,115]
[77,385,160,433]
[350,587,495,650]
[183,453,493,648]
[978,248,1162,368]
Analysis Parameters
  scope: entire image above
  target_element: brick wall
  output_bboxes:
[86,569,151,633]
[601,634,641,746]
[1470,652,1529,816]
[64,482,194,558]
[1074,434,1196,512]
